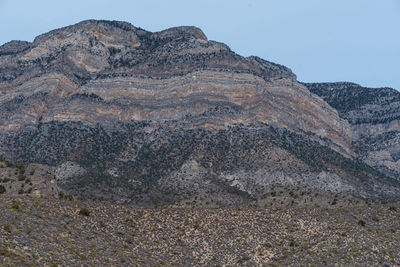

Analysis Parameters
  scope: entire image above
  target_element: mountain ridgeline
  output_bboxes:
[0,20,399,205]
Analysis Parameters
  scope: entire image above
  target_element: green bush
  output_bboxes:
[388,206,397,212]
[3,224,12,233]
[11,201,19,211]
[5,161,13,167]
[237,255,250,263]
[79,208,90,216]
[58,191,74,201]
[16,164,24,173]
[18,174,26,181]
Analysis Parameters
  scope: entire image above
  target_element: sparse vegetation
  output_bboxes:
[79,207,90,216]
[11,200,20,211]
[3,224,12,233]
[0,184,6,194]
[388,206,397,211]
[0,194,399,266]
[358,219,366,227]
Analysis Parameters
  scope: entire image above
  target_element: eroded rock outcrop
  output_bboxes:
[305,82,400,181]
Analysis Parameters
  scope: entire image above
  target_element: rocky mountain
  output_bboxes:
[0,20,399,205]
[304,82,400,182]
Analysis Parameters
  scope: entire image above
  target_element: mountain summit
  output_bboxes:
[0,20,399,205]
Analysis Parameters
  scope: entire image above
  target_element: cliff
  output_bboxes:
[305,82,400,181]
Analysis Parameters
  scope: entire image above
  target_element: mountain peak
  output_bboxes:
[154,26,208,41]
[32,19,147,46]
[31,20,208,47]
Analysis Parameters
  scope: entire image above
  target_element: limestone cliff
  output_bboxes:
[305,82,400,182]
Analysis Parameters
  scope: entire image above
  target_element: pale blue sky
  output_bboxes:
[1,0,399,89]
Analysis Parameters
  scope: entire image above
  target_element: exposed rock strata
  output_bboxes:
[0,20,399,204]
[305,82,400,181]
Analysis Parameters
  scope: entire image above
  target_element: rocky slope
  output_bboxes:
[305,82,400,181]
[0,20,399,204]
[0,156,67,198]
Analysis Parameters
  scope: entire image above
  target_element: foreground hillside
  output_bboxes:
[0,194,399,266]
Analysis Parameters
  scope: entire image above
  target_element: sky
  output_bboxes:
[0,0,399,89]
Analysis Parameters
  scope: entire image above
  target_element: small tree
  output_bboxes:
[0,184,6,194]
[79,208,90,216]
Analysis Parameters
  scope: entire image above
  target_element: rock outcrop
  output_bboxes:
[305,82,400,181]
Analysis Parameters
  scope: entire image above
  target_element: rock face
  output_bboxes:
[305,82,400,181]
[0,20,399,204]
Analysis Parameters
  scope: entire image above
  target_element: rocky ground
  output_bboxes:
[0,193,399,266]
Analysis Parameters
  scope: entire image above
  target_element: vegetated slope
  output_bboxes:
[305,82,400,181]
[3,121,399,205]
[0,156,64,198]
[1,194,399,266]
[0,20,398,204]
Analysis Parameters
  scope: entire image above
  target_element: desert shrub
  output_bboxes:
[358,220,366,227]
[11,201,19,210]
[18,174,26,181]
[237,255,250,263]
[16,163,23,169]
[263,242,272,248]
[3,224,12,233]
[79,208,90,216]
[0,184,6,194]
[58,191,74,201]
[388,206,397,212]
[5,161,13,167]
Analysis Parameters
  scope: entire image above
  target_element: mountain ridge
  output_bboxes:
[0,20,399,205]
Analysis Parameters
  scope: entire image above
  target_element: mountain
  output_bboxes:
[0,20,399,205]
[304,82,400,181]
